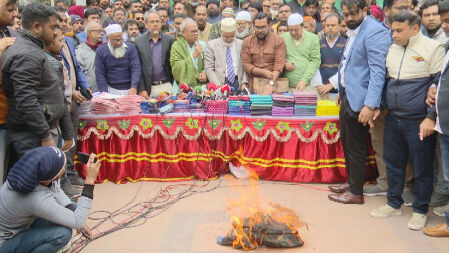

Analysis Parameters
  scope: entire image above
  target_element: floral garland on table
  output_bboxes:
[79,118,340,144]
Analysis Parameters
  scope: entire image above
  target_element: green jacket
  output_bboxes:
[170,36,205,86]
[281,31,321,88]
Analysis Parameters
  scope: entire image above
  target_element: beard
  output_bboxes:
[256,31,268,40]
[326,32,338,40]
[197,22,206,30]
[109,43,127,59]
[346,17,364,30]
[236,26,250,39]
[151,29,160,36]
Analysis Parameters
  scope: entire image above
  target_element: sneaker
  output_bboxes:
[363,184,387,196]
[70,176,85,188]
[408,212,427,231]
[433,202,449,217]
[61,182,81,198]
[402,191,414,207]
[371,204,402,218]
[429,191,449,207]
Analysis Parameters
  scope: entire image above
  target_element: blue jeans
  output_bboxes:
[439,134,449,225]
[384,114,436,214]
[0,218,72,253]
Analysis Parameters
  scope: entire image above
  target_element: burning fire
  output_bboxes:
[218,170,306,250]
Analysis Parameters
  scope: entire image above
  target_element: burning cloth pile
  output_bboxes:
[217,170,306,250]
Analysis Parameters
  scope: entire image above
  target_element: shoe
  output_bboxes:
[364,184,387,196]
[70,176,85,189]
[408,212,427,231]
[433,202,449,217]
[429,191,449,207]
[328,190,364,204]
[371,204,402,218]
[402,191,414,207]
[328,183,350,193]
[61,182,81,198]
[423,224,449,237]
[56,241,71,253]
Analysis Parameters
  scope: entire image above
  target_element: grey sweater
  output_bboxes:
[0,181,92,245]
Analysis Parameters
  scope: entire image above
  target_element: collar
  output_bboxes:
[325,34,340,47]
[406,31,423,47]
[86,39,103,51]
[19,29,45,49]
[346,16,367,38]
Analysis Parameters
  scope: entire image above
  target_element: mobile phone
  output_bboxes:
[77,152,98,164]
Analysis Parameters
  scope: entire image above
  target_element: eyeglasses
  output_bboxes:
[109,38,123,43]
[136,17,145,20]
[147,20,161,24]
[90,29,104,33]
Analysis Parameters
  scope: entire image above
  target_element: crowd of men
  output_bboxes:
[0,0,448,250]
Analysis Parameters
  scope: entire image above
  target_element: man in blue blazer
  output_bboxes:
[327,0,391,204]
[54,7,90,197]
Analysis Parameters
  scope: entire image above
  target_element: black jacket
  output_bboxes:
[134,32,175,94]
[434,42,449,135]
[1,30,74,140]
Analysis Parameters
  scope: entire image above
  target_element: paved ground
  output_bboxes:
[75,178,449,253]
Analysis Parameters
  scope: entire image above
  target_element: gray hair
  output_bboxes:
[180,17,196,32]
[85,21,102,32]
[144,10,159,22]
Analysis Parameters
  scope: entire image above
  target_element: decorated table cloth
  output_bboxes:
[76,113,377,184]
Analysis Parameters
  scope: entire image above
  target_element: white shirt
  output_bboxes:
[435,50,449,133]
[325,34,340,49]
[329,17,366,89]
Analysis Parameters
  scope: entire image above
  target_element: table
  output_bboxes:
[76,113,378,184]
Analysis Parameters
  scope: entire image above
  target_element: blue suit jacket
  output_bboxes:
[61,37,89,90]
[338,16,391,112]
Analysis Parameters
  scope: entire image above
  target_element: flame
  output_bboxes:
[225,169,306,250]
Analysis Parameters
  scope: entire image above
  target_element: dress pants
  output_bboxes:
[384,114,436,214]
[339,92,370,196]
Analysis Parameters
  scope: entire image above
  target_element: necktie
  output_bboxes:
[226,46,235,84]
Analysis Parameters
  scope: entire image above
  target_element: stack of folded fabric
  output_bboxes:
[272,94,294,116]
[189,102,203,113]
[173,100,190,112]
[250,95,273,116]
[140,98,158,114]
[78,101,92,115]
[205,100,228,114]
[91,97,119,114]
[227,96,251,115]
[115,95,144,114]
[293,90,317,116]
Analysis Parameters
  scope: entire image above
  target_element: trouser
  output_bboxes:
[0,218,72,253]
[384,114,436,214]
[7,129,74,184]
[65,99,80,182]
[0,127,6,185]
[438,134,449,225]
[340,92,370,196]
[150,82,173,97]
[370,110,414,190]
[433,135,449,194]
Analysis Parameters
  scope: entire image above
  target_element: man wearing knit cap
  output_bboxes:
[241,13,286,91]
[204,18,248,90]
[282,13,320,90]
[70,15,84,34]
[210,7,235,39]
[95,24,142,95]
[236,10,253,39]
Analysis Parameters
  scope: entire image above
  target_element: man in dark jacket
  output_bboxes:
[135,11,174,98]
[2,3,74,160]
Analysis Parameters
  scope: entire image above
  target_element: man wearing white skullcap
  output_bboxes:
[204,18,248,92]
[94,23,142,95]
[281,13,321,91]
[235,11,253,39]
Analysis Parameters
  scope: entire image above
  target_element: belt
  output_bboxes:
[152,80,168,86]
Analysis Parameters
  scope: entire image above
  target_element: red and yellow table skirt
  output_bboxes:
[76,114,377,184]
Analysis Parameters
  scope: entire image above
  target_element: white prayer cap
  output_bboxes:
[105,24,122,35]
[221,18,236,32]
[235,11,251,22]
[287,13,304,26]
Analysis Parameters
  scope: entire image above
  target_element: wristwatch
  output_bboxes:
[268,80,275,86]
[365,105,376,110]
